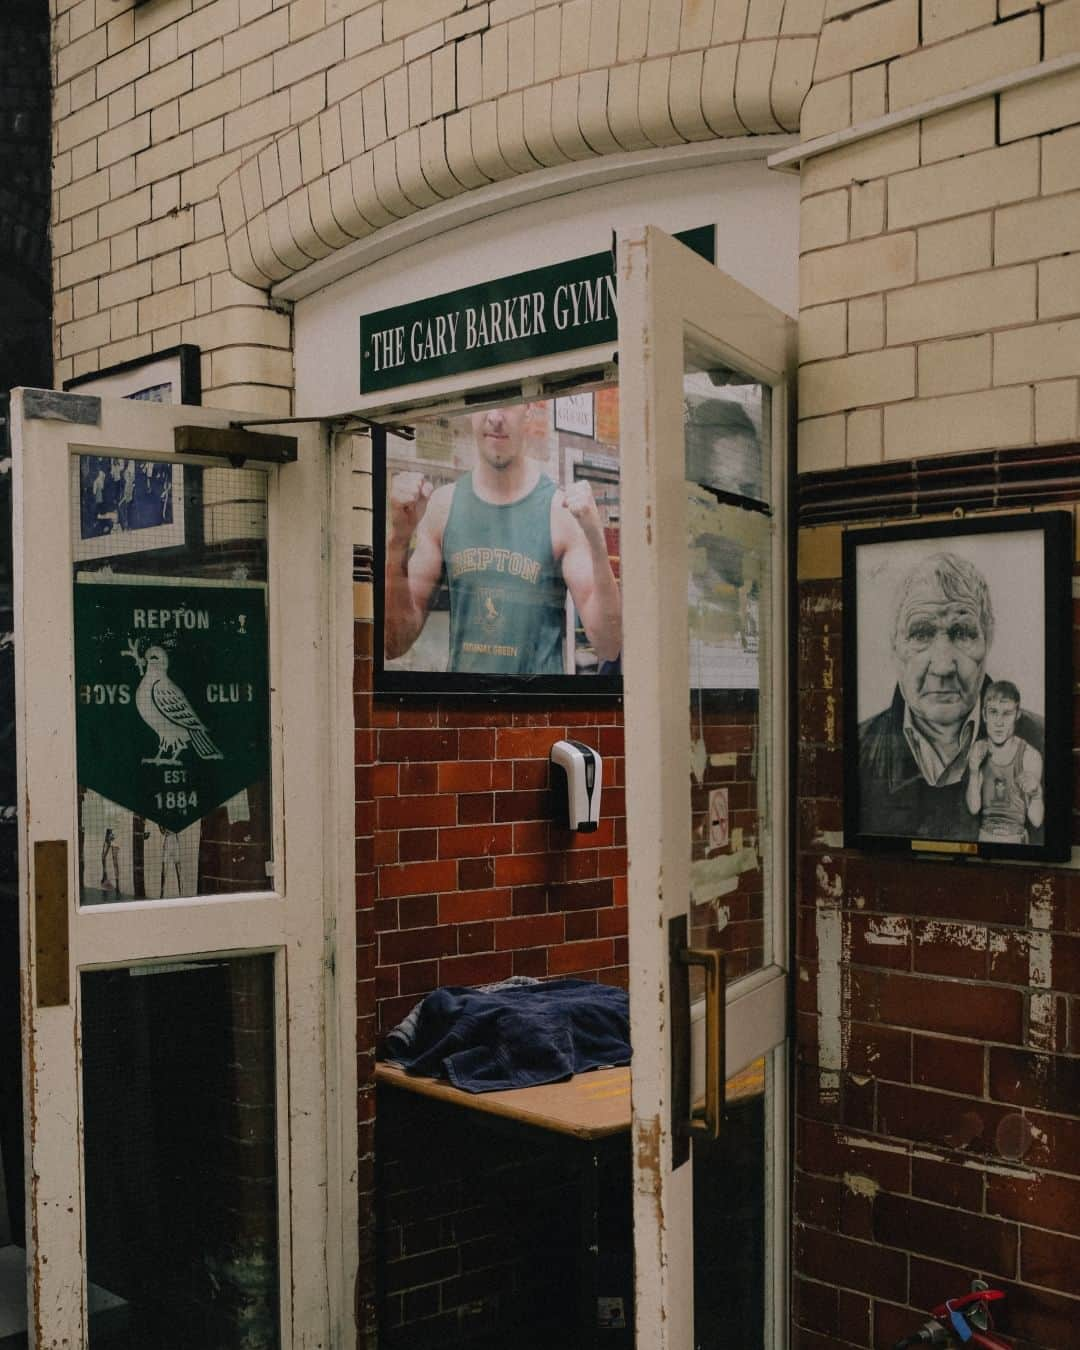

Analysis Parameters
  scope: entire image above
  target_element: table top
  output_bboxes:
[375,1057,766,1142]
[375,1063,632,1140]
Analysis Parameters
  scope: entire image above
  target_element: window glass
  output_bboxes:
[380,384,622,683]
[71,455,273,904]
[81,955,279,1348]
[693,1054,775,1350]
[684,354,774,988]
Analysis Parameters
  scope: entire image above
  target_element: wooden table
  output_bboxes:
[375,1062,631,1137]
[375,1063,632,1348]
[375,1057,769,1347]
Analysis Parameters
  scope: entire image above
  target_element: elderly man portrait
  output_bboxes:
[857,551,1045,842]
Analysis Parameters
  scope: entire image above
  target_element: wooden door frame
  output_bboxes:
[10,389,357,1348]
[617,227,795,1350]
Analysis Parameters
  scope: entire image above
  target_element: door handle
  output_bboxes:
[679,946,726,1141]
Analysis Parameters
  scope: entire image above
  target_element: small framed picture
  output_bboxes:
[64,346,201,560]
[63,344,201,406]
[554,393,595,439]
[842,512,1072,861]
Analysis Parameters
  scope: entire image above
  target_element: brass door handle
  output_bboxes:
[679,947,726,1141]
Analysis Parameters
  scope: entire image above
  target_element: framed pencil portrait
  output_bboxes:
[842,512,1072,861]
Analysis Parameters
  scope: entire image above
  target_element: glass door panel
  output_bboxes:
[693,1051,783,1350]
[686,359,775,991]
[10,390,340,1349]
[71,458,273,905]
[81,954,278,1349]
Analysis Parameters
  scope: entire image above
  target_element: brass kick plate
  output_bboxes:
[34,841,69,1008]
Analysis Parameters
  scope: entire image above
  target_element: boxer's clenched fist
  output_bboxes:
[559,479,603,543]
[1019,769,1042,798]
[388,472,432,545]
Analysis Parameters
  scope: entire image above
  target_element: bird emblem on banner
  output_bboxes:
[125,641,223,765]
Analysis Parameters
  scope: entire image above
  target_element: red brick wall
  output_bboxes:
[353,619,628,1342]
[365,701,628,1040]
[375,1086,609,1347]
[689,697,765,982]
[794,573,1080,1350]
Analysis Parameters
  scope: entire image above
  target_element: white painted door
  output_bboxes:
[9,389,355,1349]
[619,227,795,1350]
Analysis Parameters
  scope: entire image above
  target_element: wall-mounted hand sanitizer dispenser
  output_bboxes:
[549,740,602,833]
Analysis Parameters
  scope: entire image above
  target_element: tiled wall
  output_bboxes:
[794,564,1080,1350]
[794,8,1080,1331]
[360,695,628,1039]
[49,0,825,409]
[798,0,1080,473]
[46,0,1080,1344]
[375,1081,630,1347]
[352,617,627,1343]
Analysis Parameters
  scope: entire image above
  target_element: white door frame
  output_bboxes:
[617,226,795,1350]
[10,389,356,1348]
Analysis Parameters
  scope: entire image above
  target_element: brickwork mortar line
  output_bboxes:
[769,50,1080,172]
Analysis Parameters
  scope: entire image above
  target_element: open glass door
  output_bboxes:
[8,389,350,1348]
[619,227,794,1349]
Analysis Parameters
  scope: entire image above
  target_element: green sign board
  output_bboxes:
[74,580,269,831]
[359,225,715,394]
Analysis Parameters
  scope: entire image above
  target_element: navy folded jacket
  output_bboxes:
[381,978,631,1093]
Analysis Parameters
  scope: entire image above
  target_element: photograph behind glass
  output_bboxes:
[377,387,622,693]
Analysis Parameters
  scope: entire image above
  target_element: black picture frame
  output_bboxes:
[842,511,1072,861]
[373,420,623,701]
[63,343,202,406]
[62,346,203,561]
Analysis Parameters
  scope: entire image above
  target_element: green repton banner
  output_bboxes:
[74,579,269,831]
[359,225,714,394]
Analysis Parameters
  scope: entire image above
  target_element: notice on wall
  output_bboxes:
[74,578,269,831]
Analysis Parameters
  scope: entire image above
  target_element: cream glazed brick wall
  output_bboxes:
[211,0,828,289]
[51,0,295,412]
[52,0,831,407]
[797,0,1080,473]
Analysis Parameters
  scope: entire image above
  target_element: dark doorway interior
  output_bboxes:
[0,0,52,1307]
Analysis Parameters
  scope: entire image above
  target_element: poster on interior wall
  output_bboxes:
[842,512,1072,861]
[374,387,623,696]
